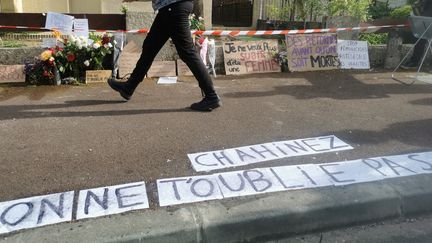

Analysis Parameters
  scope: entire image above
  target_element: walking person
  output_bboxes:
[401,0,432,69]
[108,0,221,111]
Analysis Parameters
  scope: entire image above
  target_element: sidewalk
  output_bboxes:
[0,70,432,242]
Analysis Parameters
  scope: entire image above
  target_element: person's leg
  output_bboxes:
[167,0,220,111]
[108,12,170,100]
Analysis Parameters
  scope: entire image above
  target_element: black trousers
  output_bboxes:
[129,0,217,97]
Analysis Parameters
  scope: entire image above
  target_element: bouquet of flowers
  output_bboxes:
[25,30,114,85]
[189,13,205,31]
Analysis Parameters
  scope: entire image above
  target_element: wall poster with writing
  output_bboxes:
[286,33,340,72]
[223,40,281,75]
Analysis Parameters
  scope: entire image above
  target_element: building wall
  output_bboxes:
[70,0,101,13]
[0,0,23,13]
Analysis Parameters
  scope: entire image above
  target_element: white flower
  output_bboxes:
[108,43,113,48]
[69,35,77,43]
[93,43,101,49]
[198,16,204,21]
[84,60,90,67]
[49,57,55,62]
[113,40,118,45]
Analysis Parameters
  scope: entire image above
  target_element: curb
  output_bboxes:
[1,174,432,243]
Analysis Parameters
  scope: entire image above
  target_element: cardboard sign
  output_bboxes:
[223,40,281,75]
[286,33,340,72]
[177,60,193,76]
[337,40,370,69]
[147,61,176,78]
[85,70,112,83]
[0,65,25,83]
[118,41,141,78]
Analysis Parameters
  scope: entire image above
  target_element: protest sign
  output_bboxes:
[223,40,281,75]
[286,33,340,72]
[337,40,370,69]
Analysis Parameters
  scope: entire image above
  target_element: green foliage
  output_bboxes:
[368,0,392,19]
[267,4,291,20]
[359,33,388,45]
[327,0,372,21]
[121,4,128,14]
[390,5,412,19]
[0,40,26,48]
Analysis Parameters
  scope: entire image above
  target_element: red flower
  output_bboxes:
[43,70,50,77]
[67,53,75,62]
[102,36,111,45]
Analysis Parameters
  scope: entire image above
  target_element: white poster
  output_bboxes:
[44,12,74,34]
[76,182,149,220]
[73,19,89,38]
[188,135,353,172]
[0,192,74,235]
[337,40,370,69]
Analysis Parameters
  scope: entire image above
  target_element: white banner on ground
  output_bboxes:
[0,192,74,235]
[76,181,149,220]
[157,175,223,207]
[159,151,432,207]
[188,135,353,172]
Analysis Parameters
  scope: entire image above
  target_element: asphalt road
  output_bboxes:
[0,70,431,209]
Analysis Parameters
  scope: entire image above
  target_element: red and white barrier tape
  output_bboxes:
[0,24,408,36]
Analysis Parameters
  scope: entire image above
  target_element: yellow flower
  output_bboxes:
[52,29,62,40]
[40,50,52,61]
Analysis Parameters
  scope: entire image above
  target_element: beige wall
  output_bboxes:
[1,0,69,13]
[70,0,101,13]
[102,0,153,14]
[0,0,23,13]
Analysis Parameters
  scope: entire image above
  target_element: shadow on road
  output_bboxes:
[223,73,432,100]
[333,119,432,148]
[0,99,192,120]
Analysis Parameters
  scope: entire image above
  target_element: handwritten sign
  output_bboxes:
[74,19,89,38]
[337,40,370,69]
[85,70,112,84]
[0,65,25,83]
[223,40,281,75]
[0,192,74,235]
[159,151,432,207]
[286,33,340,72]
[44,12,74,34]
[76,182,149,220]
[147,61,176,78]
[188,135,353,172]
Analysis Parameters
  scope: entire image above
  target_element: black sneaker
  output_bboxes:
[107,78,137,100]
[190,96,221,111]
[401,60,418,70]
